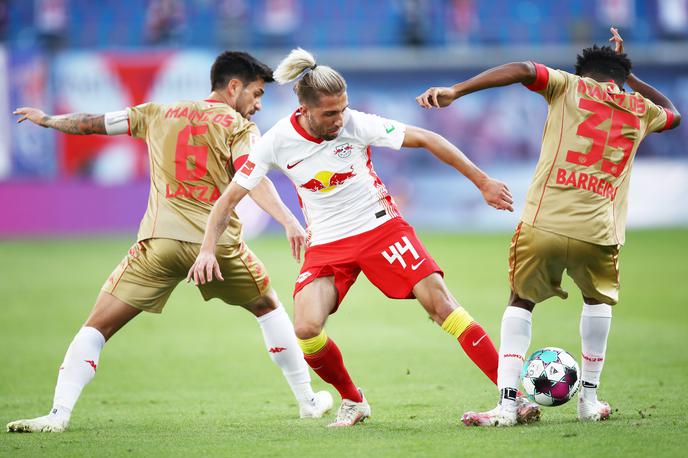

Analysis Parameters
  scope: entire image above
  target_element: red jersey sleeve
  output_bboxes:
[525,62,549,92]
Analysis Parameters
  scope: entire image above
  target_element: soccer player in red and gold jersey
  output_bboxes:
[417,28,681,426]
[8,52,333,433]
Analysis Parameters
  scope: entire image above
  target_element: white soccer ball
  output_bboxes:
[521,347,580,406]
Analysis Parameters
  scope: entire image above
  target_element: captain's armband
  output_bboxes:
[104,110,130,135]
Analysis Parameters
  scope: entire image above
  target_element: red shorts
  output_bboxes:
[293,217,443,311]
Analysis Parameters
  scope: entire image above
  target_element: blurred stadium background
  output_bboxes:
[0,0,686,237]
[1,3,687,455]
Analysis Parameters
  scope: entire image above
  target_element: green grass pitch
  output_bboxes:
[1,229,687,457]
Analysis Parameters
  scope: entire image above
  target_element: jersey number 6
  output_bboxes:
[175,124,209,181]
[566,98,640,178]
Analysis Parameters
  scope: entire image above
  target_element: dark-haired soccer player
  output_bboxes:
[8,51,332,433]
[417,28,680,426]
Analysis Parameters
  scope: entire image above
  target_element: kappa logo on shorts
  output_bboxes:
[269,347,287,353]
[296,271,313,283]
[381,236,420,269]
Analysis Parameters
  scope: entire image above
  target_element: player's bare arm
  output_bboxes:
[609,27,681,129]
[14,107,107,135]
[248,177,307,262]
[416,62,536,109]
[402,125,514,212]
[187,181,250,285]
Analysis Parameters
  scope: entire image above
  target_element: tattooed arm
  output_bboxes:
[14,107,108,135]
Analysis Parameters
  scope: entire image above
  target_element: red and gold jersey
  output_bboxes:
[128,99,258,245]
[521,63,674,245]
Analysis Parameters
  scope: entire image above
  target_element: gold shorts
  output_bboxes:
[102,238,270,313]
[508,222,620,305]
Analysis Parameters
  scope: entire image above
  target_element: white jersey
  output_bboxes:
[234,108,407,245]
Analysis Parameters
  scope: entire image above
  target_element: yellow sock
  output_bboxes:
[441,307,474,338]
[298,330,329,355]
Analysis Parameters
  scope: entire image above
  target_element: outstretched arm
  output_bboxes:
[187,181,250,285]
[248,177,307,262]
[402,125,513,211]
[609,27,681,129]
[416,62,537,109]
[14,107,108,135]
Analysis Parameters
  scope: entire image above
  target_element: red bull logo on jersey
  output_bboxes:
[300,166,357,193]
[334,143,354,159]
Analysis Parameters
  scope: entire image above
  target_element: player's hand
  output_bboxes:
[479,178,514,212]
[13,107,48,126]
[186,250,223,285]
[609,27,624,54]
[285,220,307,263]
[416,87,456,109]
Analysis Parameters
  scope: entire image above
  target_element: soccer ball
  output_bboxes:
[521,347,580,406]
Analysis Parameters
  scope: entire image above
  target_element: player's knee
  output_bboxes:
[508,291,536,311]
[294,321,322,340]
[243,292,279,317]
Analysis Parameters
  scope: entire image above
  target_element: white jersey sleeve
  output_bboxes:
[348,109,406,150]
[233,132,274,191]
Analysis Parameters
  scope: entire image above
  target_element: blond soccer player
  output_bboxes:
[417,28,681,426]
[187,48,543,427]
[8,51,332,433]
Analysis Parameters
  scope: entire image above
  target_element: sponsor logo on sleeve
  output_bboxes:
[240,160,256,176]
[384,123,396,134]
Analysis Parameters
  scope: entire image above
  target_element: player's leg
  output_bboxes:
[7,292,141,433]
[239,288,333,418]
[198,241,333,418]
[412,272,500,386]
[462,223,567,426]
[294,276,370,427]
[567,240,618,422]
[577,296,613,421]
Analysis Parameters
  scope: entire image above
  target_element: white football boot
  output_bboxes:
[327,389,371,427]
[299,390,334,419]
[515,396,541,424]
[462,402,518,427]
[7,411,69,433]
[578,397,611,422]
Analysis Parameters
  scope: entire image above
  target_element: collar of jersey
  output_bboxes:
[204,99,223,103]
[290,109,323,144]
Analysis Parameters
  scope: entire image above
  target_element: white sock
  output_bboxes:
[580,303,612,401]
[498,306,532,407]
[51,326,105,418]
[257,305,314,404]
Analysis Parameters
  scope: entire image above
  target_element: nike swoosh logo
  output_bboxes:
[287,159,305,169]
[472,334,487,346]
[385,126,395,134]
[411,258,426,270]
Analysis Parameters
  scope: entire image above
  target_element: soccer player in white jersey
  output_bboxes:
[188,48,541,427]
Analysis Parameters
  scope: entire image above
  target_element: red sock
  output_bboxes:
[304,338,362,402]
[457,322,499,385]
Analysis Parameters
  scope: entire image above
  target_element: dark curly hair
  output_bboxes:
[574,44,632,85]
[210,51,274,91]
